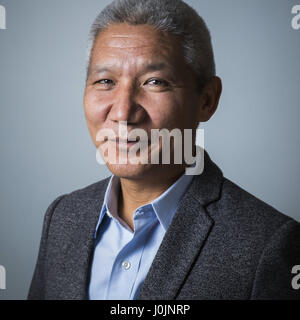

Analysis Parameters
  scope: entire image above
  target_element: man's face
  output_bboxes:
[84,23,203,179]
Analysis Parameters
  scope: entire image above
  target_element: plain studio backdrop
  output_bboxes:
[0,0,299,299]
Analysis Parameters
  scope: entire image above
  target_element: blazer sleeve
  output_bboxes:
[27,195,66,300]
[250,219,300,300]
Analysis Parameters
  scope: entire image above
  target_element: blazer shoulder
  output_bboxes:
[208,177,299,243]
[225,178,294,218]
[43,176,111,224]
[61,176,111,202]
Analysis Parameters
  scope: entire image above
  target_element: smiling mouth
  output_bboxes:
[109,137,148,143]
[106,137,150,148]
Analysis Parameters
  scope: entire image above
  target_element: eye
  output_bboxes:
[93,79,115,88]
[144,78,169,87]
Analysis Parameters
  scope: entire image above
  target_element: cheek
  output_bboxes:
[84,88,109,127]
[145,92,185,129]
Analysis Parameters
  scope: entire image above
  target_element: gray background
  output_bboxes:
[0,0,299,300]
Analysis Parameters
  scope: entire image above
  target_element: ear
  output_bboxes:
[197,76,222,122]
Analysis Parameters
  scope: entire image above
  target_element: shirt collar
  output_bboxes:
[94,175,119,238]
[94,172,193,237]
[151,172,193,230]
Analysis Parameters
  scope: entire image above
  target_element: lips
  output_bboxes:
[108,137,148,144]
[105,137,150,153]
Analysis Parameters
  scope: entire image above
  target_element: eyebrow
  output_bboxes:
[90,62,174,77]
[140,62,171,74]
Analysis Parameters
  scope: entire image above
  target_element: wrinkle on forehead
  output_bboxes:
[97,36,173,51]
[94,23,179,50]
[102,45,159,50]
[89,23,186,78]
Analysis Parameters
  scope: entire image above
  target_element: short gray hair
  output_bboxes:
[87,0,216,91]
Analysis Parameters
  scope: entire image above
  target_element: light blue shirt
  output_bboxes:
[88,172,193,300]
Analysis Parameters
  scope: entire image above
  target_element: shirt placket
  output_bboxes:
[105,206,155,299]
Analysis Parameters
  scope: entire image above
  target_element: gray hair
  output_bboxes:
[87,0,216,92]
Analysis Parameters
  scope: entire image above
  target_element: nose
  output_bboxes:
[108,82,146,125]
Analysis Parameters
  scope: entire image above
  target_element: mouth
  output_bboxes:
[106,137,149,149]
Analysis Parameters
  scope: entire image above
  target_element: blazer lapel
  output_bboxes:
[137,151,223,300]
[55,178,109,300]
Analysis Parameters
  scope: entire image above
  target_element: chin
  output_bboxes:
[106,162,153,180]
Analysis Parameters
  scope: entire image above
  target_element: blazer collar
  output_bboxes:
[137,151,224,299]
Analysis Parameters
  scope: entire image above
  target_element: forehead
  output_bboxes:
[89,23,185,73]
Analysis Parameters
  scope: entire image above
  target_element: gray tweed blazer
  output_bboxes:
[28,152,300,300]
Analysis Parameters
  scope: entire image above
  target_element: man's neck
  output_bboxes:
[118,167,185,231]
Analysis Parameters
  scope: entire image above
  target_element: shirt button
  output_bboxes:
[122,261,131,270]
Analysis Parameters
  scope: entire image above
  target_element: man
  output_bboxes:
[28,0,300,300]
